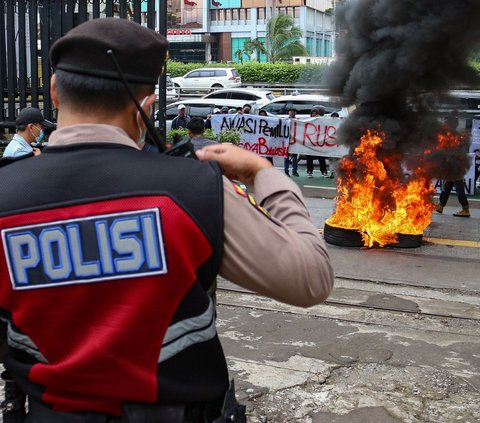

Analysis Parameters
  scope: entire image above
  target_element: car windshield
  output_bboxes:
[313,101,342,113]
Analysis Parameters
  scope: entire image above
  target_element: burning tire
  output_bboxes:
[323,222,364,247]
[386,233,423,249]
[324,223,423,248]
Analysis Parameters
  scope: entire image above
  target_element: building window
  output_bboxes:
[324,38,332,56]
[306,37,314,56]
[225,9,232,20]
[232,37,249,63]
[169,42,207,63]
[258,7,265,19]
[239,8,246,20]
[232,8,239,20]
[246,9,251,19]
[316,39,322,56]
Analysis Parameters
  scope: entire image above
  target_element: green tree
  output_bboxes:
[243,40,262,61]
[264,14,308,63]
[234,48,244,64]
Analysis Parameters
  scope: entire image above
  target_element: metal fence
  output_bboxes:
[0,0,160,135]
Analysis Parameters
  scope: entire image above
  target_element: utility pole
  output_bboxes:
[265,0,271,62]
[332,0,337,57]
[156,0,167,143]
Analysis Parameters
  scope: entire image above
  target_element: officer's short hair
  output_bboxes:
[54,70,149,112]
[187,117,205,135]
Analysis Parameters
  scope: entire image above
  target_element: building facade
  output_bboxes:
[164,0,336,62]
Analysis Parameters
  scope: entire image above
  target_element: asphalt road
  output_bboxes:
[217,191,480,423]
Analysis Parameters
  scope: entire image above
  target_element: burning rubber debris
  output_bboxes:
[323,0,480,248]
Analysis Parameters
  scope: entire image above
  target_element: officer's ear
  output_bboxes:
[141,94,156,116]
[50,74,60,108]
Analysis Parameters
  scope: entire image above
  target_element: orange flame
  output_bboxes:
[326,130,436,247]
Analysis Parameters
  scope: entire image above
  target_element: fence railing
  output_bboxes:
[0,0,158,136]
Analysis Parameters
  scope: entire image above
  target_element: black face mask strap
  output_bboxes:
[106,49,165,153]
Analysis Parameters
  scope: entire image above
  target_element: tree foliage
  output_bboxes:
[241,14,308,63]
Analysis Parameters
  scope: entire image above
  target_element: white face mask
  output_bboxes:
[136,97,152,147]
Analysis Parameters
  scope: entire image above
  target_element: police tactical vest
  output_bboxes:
[0,143,227,416]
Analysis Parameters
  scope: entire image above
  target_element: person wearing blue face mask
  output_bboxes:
[3,107,55,158]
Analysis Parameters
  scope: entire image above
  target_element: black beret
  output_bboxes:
[50,18,168,85]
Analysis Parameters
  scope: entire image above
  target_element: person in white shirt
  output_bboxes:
[3,108,55,158]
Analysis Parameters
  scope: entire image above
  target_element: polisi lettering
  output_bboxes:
[2,209,167,290]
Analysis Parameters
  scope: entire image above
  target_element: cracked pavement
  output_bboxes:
[216,197,480,423]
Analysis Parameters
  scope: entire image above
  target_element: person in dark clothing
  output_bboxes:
[306,107,328,178]
[242,104,252,114]
[474,148,480,193]
[284,108,299,176]
[171,104,190,129]
[187,117,217,151]
[435,112,470,217]
[435,179,470,217]
[258,109,274,164]
[204,108,221,129]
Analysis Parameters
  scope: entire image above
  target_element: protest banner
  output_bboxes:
[288,117,349,157]
[211,114,290,157]
[471,118,480,144]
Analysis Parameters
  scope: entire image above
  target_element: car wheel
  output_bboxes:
[174,83,182,95]
[210,84,223,93]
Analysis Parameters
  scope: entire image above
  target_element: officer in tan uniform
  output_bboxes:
[0,18,333,423]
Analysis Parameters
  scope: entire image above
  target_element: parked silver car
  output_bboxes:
[202,88,275,107]
[171,68,241,94]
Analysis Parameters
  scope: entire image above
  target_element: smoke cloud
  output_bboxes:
[325,0,480,180]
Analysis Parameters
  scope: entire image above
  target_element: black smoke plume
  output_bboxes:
[325,0,480,181]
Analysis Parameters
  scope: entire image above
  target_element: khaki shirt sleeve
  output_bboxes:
[220,168,334,307]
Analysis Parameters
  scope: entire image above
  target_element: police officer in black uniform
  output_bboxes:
[0,18,334,423]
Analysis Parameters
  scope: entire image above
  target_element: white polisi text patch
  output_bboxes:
[2,209,167,290]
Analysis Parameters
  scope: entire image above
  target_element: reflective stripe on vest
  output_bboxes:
[8,323,47,363]
[6,295,217,366]
[159,296,216,363]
